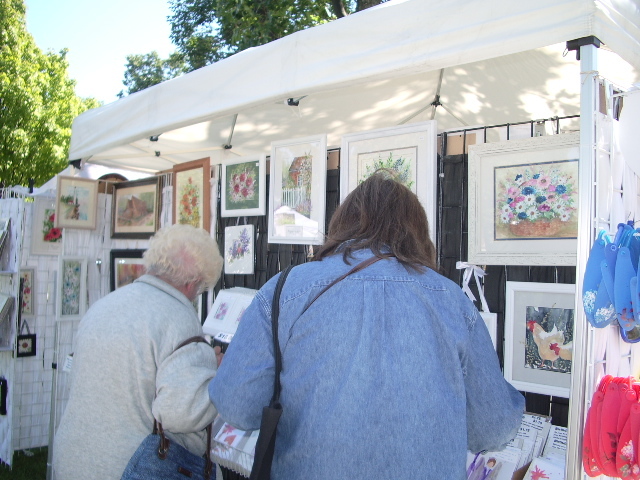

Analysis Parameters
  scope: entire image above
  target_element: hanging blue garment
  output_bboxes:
[583,230,609,326]
[614,246,636,330]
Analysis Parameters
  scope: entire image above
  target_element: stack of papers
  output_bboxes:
[203,287,257,343]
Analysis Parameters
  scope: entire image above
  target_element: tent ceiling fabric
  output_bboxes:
[71,0,640,173]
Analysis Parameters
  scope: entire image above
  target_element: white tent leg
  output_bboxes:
[566,42,599,480]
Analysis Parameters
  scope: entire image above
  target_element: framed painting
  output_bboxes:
[221,155,266,217]
[31,196,63,255]
[111,176,161,238]
[504,281,575,398]
[268,134,327,245]
[55,176,98,230]
[19,269,35,317]
[110,249,146,291]
[224,225,254,275]
[468,133,580,265]
[340,121,437,239]
[172,157,211,232]
[57,257,88,320]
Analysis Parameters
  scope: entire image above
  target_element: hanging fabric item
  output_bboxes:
[583,375,612,476]
[583,230,611,326]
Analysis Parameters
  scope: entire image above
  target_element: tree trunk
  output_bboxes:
[356,0,383,11]
[331,0,348,18]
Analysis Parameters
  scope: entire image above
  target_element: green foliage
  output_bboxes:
[0,448,48,480]
[0,0,100,188]
[119,0,386,95]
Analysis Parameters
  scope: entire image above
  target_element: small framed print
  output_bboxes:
[55,176,98,230]
[268,134,327,245]
[111,177,161,238]
[16,333,36,357]
[173,158,211,232]
[31,196,63,255]
[504,281,575,398]
[224,225,255,275]
[110,249,146,291]
[57,257,88,320]
[221,155,266,217]
[19,269,35,317]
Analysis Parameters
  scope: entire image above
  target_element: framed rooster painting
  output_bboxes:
[504,281,575,398]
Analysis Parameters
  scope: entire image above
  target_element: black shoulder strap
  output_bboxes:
[270,265,294,406]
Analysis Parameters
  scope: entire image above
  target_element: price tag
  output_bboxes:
[62,354,74,372]
[214,332,234,344]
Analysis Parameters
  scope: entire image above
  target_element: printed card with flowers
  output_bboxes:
[31,196,63,256]
[224,225,255,275]
[202,287,257,340]
[19,269,35,317]
[221,155,266,217]
[468,133,580,265]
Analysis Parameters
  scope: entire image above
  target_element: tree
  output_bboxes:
[118,51,188,97]
[0,0,100,188]
[119,0,386,95]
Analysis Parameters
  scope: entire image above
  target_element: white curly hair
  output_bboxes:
[143,224,222,292]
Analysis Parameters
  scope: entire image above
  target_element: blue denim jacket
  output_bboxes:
[209,250,524,479]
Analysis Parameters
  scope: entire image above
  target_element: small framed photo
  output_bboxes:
[19,269,35,317]
[55,176,98,230]
[340,121,437,239]
[224,225,255,275]
[111,177,161,238]
[31,196,63,255]
[57,257,88,320]
[173,157,211,232]
[268,134,327,245]
[110,249,146,291]
[504,281,575,398]
[16,333,36,358]
[221,155,266,217]
[468,133,580,265]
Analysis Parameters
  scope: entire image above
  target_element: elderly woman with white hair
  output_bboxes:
[53,224,223,480]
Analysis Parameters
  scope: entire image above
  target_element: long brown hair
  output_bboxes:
[314,170,437,271]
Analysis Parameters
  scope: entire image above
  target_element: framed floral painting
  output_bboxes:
[224,225,254,275]
[504,281,575,398]
[468,133,580,265]
[19,269,34,317]
[31,196,63,255]
[340,121,437,239]
[55,176,98,230]
[221,156,266,217]
[173,158,211,232]
[268,134,327,245]
[110,249,146,291]
[57,257,87,320]
[111,177,161,238]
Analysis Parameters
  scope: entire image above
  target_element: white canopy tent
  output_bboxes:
[65,0,640,479]
[69,0,639,172]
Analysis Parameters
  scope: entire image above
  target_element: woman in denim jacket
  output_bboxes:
[210,171,524,479]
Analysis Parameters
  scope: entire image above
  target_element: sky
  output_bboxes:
[25,0,176,105]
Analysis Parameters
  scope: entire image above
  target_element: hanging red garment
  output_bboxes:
[584,375,613,476]
[617,383,640,478]
[599,379,625,475]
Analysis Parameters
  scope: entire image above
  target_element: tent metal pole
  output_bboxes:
[566,42,599,480]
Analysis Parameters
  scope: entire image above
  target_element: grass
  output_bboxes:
[0,448,48,480]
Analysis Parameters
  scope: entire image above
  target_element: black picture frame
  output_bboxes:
[110,249,146,292]
[111,177,161,239]
[16,334,36,357]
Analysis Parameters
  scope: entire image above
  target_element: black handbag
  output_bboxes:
[249,256,382,480]
[121,336,214,480]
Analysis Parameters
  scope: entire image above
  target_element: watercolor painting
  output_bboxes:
[56,177,98,229]
[32,197,63,255]
[112,177,160,238]
[494,160,578,240]
[173,158,211,231]
[61,259,82,316]
[524,305,573,375]
[224,225,254,275]
[226,162,259,209]
[20,269,34,316]
[357,146,417,191]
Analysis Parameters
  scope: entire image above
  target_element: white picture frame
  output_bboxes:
[31,196,63,256]
[224,225,255,275]
[504,281,575,398]
[268,134,327,245]
[221,155,266,217]
[57,256,88,320]
[340,121,437,239]
[468,133,580,266]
